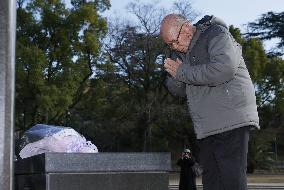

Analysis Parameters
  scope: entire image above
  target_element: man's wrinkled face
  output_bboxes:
[163,22,194,53]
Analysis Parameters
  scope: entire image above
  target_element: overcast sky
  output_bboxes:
[104,0,284,29]
[103,0,283,50]
[105,0,284,29]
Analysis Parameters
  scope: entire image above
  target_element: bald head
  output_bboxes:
[160,14,196,53]
[160,14,188,42]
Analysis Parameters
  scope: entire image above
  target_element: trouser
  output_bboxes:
[198,126,250,190]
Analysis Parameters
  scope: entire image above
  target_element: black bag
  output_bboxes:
[192,163,203,177]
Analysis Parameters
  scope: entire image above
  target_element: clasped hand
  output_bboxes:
[164,58,182,78]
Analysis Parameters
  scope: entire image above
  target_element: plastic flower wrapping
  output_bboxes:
[19,124,98,159]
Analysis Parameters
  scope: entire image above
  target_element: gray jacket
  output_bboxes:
[166,16,260,139]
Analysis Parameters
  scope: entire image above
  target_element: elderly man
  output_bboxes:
[160,14,259,190]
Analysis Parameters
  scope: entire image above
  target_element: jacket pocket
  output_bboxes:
[227,78,255,109]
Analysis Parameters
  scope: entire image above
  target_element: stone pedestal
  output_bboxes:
[15,152,171,190]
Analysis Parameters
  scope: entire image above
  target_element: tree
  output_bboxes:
[247,11,284,55]
[230,25,284,171]
[70,0,200,154]
[103,0,200,152]
[16,0,109,131]
[172,0,200,20]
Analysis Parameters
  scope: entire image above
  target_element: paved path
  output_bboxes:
[169,176,284,190]
[169,174,284,190]
[169,184,284,190]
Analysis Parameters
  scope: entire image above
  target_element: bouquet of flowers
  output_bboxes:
[19,124,98,159]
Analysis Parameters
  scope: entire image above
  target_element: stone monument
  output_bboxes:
[15,152,171,190]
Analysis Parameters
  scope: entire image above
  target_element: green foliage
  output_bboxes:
[69,1,197,153]
[247,129,276,173]
[243,38,269,81]
[247,12,284,51]
[230,25,269,81]
[229,26,245,45]
[16,1,284,167]
[231,22,284,171]
[16,0,108,130]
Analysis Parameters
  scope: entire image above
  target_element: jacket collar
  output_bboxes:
[186,15,228,53]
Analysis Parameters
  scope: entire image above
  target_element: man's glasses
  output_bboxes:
[167,22,186,49]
